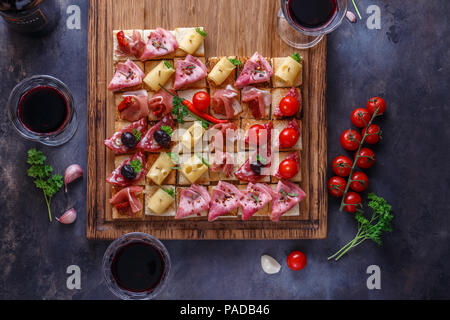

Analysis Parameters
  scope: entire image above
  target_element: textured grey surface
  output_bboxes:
[0,0,449,299]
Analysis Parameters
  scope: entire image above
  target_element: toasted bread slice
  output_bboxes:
[237,56,272,88]
[111,187,145,220]
[175,186,208,219]
[113,90,155,121]
[177,153,210,186]
[210,86,242,120]
[272,119,303,151]
[271,88,303,120]
[209,152,246,182]
[172,121,209,154]
[173,57,208,89]
[112,61,145,92]
[174,27,206,57]
[114,154,148,186]
[145,153,177,185]
[206,56,239,88]
[272,57,303,88]
[240,87,272,120]
[141,29,177,60]
[208,185,239,219]
[113,29,143,62]
[269,184,300,218]
[204,119,241,153]
[237,185,270,218]
[144,185,176,216]
[143,60,175,91]
[270,151,302,183]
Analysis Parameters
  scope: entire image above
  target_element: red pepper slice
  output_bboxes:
[117,96,135,112]
[114,201,130,211]
[116,31,130,53]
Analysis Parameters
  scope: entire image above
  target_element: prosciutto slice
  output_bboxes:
[274,119,301,150]
[148,88,176,117]
[274,152,300,179]
[208,181,245,221]
[119,90,149,121]
[210,151,235,177]
[270,180,306,222]
[211,85,242,119]
[137,114,176,152]
[109,186,144,215]
[104,118,147,154]
[273,87,301,117]
[140,28,178,61]
[241,86,271,119]
[106,151,147,187]
[240,183,274,220]
[207,122,239,152]
[235,52,274,88]
[176,185,211,219]
[115,30,146,58]
[234,150,271,183]
[173,55,208,90]
[108,59,145,91]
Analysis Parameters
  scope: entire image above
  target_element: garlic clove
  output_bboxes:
[56,208,77,224]
[64,164,83,192]
[261,254,281,274]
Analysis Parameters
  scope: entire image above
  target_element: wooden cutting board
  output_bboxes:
[87,0,327,240]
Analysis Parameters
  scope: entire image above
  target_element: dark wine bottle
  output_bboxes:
[0,0,60,35]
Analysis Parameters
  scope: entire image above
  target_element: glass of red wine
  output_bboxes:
[8,75,78,146]
[102,233,171,300]
[277,0,352,49]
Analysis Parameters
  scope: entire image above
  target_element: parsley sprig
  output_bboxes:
[27,149,63,222]
[328,193,394,261]
[195,27,208,37]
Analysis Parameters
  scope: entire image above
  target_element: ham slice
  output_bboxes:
[235,52,274,88]
[137,114,176,152]
[240,183,273,220]
[104,118,147,154]
[274,119,301,150]
[207,122,239,152]
[110,186,144,215]
[270,180,306,222]
[274,87,301,117]
[274,152,300,179]
[106,151,147,187]
[210,151,235,177]
[176,185,211,219]
[241,86,271,119]
[140,28,178,61]
[108,59,145,91]
[148,88,176,118]
[173,55,208,90]
[119,90,149,121]
[211,85,242,119]
[208,182,245,221]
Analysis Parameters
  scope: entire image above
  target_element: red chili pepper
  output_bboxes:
[117,96,135,112]
[116,31,130,53]
[184,101,228,124]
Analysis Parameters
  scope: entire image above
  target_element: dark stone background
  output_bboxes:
[0,0,448,299]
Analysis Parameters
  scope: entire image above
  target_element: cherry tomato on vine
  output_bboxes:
[247,124,268,146]
[350,171,369,192]
[366,97,386,116]
[287,251,307,271]
[355,147,376,169]
[362,124,381,144]
[279,96,299,117]
[193,91,210,112]
[350,108,371,128]
[328,176,347,197]
[343,192,362,213]
[332,155,353,177]
[278,159,299,179]
[340,129,361,151]
[279,128,300,149]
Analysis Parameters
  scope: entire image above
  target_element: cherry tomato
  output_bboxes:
[287,251,307,271]
[279,128,299,148]
[328,176,347,197]
[247,124,268,146]
[350,171,369,192]
[362,124,381,144]
[278,159,298,179]
[355,148,376,169]
[279,96,299,117]
[116,31,129,51]
[343,192,362,213]
[366,97,386,116]
[340,129,361,151]
[193,91,210,113]
[332,155,353,177]
[350,108,371,128]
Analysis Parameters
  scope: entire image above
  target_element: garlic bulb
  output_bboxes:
[64,164,83,192]
[56,208,77,224]
[261,255,281,274]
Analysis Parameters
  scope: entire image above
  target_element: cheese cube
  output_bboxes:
[178,29,204,55]
[274,57,302,87]
[143,60,175,91]
[208,57,236,86]
[147,153,175,185]
[180,121,205,150]
[180,155,208,184]
[147,188,175,215]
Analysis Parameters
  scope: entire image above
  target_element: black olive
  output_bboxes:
[250,162,262,175]
[120,164,136,180]
[121,132,138,149]
[153,129,171,148]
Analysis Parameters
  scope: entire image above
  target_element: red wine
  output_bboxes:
[18,86,69,134]
[288,0,337,29]
[111,242,165,292]
[0,0,60,34]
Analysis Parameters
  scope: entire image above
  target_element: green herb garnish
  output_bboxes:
[252,195,260,205]
[162,187,175,198]
[132,128,142,142]
[228,58,242,66]
[167,152,179,163]
[163,60,173,69]
[195,27,208,37]
[27,149,63,222]
[290,52,301,63]
[130,159,142,173]
[171,96,189,124]
[280,189,288,201]
[328,193,394,261]
[161,125,173,136]
[253,69,266,74]
[256,155,267,165]
[196,154,210,167]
